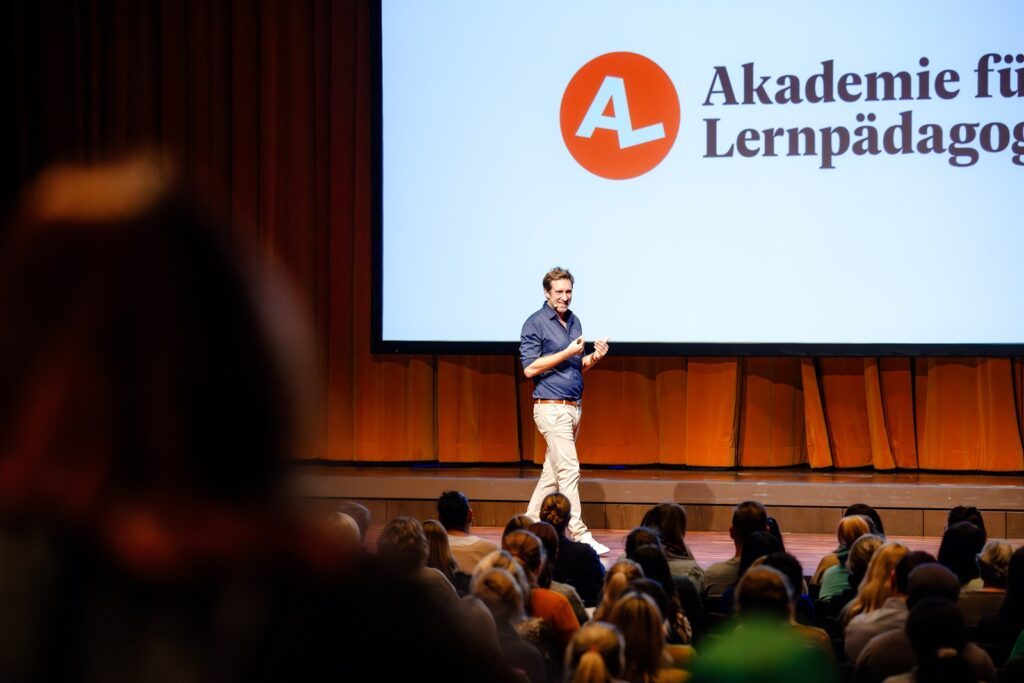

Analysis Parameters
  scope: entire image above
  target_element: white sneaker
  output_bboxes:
[577,532,610,556]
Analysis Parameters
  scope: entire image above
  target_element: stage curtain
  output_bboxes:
[5,1,1022,472]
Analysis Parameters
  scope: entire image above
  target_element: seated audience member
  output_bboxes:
[540,493,605,607]
[938,521,987,590]
[626,579,697,676]
[818,533,883,605]
[884,598,976,683]
[844,503,885,539]
[958,539,1010,627]
[947,505,987,542]
[703,500,769,599]
[423,519,472,596]
[812,515,873,586]
[975,545,1024,660]
[504,514,535,538]
[564,621,627,683]
[624,527,704,639]
[327,511,363,553]
[503,529,581,673]
[624,526,661,559]
[844,550,934,662]
[594,560,645,621]
[765,515,786,551]
[335,500,372,545]
[642,503,706,593]
[854,564,996,683]
[717,531,783,615]
[762,551,815,626]
[692,567,837,683]
[437,490,499,574]
[473,568,546,683]
[377,517,457,603]
[839,541,908,629]
[0,157,517,682]
[632,545,693,644]
[609,592,689,683]
[474,550,559,672]
[736,566,834,658]
[529,520,589,626]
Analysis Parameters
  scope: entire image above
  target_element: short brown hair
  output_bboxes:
[542,267,574,292]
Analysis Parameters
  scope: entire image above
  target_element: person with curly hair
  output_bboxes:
[540,492,605,606]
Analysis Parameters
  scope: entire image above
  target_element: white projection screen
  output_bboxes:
[374,0,1024,356]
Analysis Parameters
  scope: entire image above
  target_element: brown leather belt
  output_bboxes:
[535,399,580,406]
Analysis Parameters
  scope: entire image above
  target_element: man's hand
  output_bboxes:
[593,337,610,361]
[565,335,585,357]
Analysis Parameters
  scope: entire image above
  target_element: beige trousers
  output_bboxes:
[526,403,589,539]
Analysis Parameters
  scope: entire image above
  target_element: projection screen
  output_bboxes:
[374,0,1024,355]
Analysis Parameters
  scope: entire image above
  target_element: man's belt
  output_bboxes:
[535,399,580,406]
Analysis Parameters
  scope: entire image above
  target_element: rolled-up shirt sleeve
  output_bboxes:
[520,320,541,369]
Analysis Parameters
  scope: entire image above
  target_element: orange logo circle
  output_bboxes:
[560,52,680,180]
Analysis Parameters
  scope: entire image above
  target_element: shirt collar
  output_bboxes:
[542,301,573,324]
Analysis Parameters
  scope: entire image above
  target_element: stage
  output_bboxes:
[291,464,1024,543]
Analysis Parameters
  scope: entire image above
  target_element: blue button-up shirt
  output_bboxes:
[519,301,584,400]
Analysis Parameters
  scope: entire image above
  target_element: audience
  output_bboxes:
[844,550,934,662]
[632,545,693,644]
[703,501,768,599]
[377,516,458,603]
[812,515,873,586]
[844,503,886,539]
[975,545,1024,660]
[818,533,883,604]
[423,518,472,596]
[472,567,547,683]
[886,598,976,683]
[594,560,646,621]
[437,490,500,573]
[564,622,627,683]
[608,591,688,683]
[529,520,590,626]
[938,521,987,590]
[540,493,605,607]
[839,541,908,628]
[854,563,996,683]
[503,529,581,673]
[693,566,837,683]
[947,506,987,542]
[642,503,706,594]
[335,500,372,544]
[958,539,1011,627]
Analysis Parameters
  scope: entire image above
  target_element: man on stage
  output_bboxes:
[520,267,610,555]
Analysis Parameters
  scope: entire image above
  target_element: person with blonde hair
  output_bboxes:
[594,560,645,621]
[811,514,873,585]
[607,591,687,683]
[564,622,627,683]
[503,530,580,650]
[473,568,546,683]
[959,539,1012,626]
[839,541,908,627]
[819,533,884,606]
[423,519,471,596]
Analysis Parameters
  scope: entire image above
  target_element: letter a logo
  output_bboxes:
[561,52,680,179]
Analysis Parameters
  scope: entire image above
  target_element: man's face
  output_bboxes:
[544,278,573,316]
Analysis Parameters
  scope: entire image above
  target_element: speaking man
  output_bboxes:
[520,267,610,555]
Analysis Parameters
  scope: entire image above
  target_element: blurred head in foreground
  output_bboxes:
[0,156,312,536]
[0,156,519,682]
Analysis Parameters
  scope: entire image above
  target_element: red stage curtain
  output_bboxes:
[6,1,1022,471]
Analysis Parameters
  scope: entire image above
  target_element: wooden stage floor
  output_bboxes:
[292,463,1024,543]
